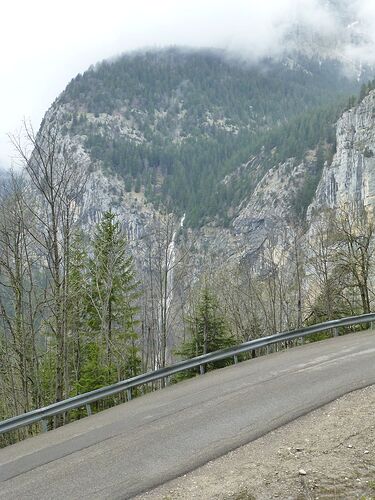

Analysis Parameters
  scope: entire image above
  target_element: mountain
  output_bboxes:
[46,47,367,230]
[4,17,375,432]
[284,0,371,65]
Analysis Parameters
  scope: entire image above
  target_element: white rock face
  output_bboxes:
[40,105,157,250]
[310,91,375,213]
[234,158,308,228]
[230,158,311,265]
[80,168,153,243]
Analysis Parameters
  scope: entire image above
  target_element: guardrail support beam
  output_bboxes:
[85,404,92,416]
[127,389,132,401]
[41,419,48,433]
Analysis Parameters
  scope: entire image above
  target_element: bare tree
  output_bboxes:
[307,210,340,320]
[331,204,375,315]
[215,264,264,343]
[0,173,43,439]
[10,120,86,424]
[140,212,189,370]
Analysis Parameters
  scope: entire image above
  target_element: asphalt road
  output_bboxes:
[1,330,375,499]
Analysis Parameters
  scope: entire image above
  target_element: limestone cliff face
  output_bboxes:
[81,167,152,240]
[234,158,309,228]
[229,157,312,265]
[34,84,375,277]
[233,90,375,234]
[40,107,157,251]
[229,91,375,268]
[310,91,375,213]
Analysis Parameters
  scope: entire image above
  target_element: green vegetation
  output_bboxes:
[175,286,236,378]
[290,142,333,219]
[64,213,141,399]
[3,49,375,447]
[60,48,362,226]
[0,202,142,442]
[78,212,141,393]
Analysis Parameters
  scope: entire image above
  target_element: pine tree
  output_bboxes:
[84,211,141,388]
[67,231,89,394]
[176,286,235,377]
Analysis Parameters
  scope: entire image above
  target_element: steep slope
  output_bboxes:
[310,89,375,212]
[48,47,363,228]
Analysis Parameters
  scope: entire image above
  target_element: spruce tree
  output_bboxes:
[84,211,141,388]
[67,231,89,395]
[176,286,235,377]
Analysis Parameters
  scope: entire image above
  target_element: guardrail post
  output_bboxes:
[85,404,92,416]
[233,355,238,364]
[127,389,132,401]
[332,327,338,337]
[41,419,48,433]
[199,365,205,375]
[371,321,375,330]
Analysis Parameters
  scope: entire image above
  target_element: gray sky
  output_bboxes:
[1,0,375,167]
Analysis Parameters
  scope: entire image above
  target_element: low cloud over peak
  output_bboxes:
[2,0,375,166]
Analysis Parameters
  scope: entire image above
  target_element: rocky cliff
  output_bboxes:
[310,90,375,213]
[31,49,375,282]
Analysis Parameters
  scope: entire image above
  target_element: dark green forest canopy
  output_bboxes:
[59,48,365,226]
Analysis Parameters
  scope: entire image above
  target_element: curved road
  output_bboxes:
[1,330,375,499]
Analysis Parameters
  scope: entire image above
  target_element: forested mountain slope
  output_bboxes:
[51,48,365,226]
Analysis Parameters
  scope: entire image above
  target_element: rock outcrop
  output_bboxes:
[310,91,375,213]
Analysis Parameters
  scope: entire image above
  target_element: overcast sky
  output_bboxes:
[1,0,375,167]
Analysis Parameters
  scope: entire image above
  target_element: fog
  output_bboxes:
[1,0,375,166]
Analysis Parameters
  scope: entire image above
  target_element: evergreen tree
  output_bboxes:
[176,286,235,377]
[83,211,141,389]
[67,231,89,394]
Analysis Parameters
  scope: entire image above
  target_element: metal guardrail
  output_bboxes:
[1,313,374,436]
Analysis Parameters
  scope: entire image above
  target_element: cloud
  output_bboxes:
[1,0,375,166]
[341,0,375,65]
